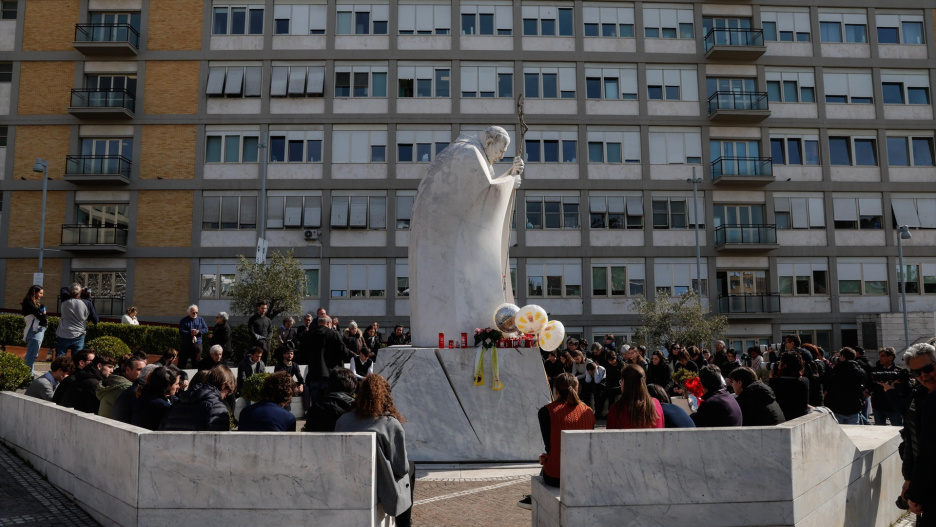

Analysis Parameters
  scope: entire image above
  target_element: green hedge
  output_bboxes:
[0,351,32,391]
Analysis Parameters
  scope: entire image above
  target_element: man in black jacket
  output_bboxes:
[303,368,356,432]
[302,317,350,406]
[57,355,116,413]
[824,347,867,425]
[247,301,274,362]
[52,350,95,405]
[871,347,908,426]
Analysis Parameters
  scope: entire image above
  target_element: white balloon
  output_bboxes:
[515,305,548,335]
[538,320,566,352]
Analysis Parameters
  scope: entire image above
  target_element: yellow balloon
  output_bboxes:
[538,320,566,352]
[515,305,548,335]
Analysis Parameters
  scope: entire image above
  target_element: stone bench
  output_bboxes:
[531,412,903,527]
[0,392,391,527]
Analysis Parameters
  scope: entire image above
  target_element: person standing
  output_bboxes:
[55,283,99,358]
[247,301,274,362]
[824,347,868,425]
[870,347,907,426]
[303,317,350,406]
[209,312,233,363]
[178,305,209,369]
[21,285,48,373]
[122,307,140,325]
[274,316,297,365]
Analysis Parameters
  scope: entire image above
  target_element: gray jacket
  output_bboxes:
[335,413,411,516]
[24,373,57,401]
[56,298,92,339]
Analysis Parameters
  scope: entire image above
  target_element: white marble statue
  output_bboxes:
[408,126,524,347]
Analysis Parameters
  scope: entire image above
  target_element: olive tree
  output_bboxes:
[230,251,305,319]
[632,290,728,351]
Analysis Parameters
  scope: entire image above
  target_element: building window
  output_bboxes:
[73,271,126,314]
[330,261,386,298]
[881,72,930,105]
[395,259,409,296]
[206,66,262,97]
[0,63,10,82]
[774,196,825,229]
[304,268,320,297]
[583,5,634,37]
[887,136,935,167]
[75,203,129,230]
[838,260,887,295]
[765,70,815,103]
[876,13,924,44]
[589,195,643,229]
[897,264,936,294]
[398,65,450,98]
[524,131,577,163]
[818,12,867,43]
[399,3,450,34]
[205,133,259,163]
[823,70,872,104]
[1,1,16,20]
[832,196,882,230]
[525,194,579,229]
[269,131,323,163]
[654,261,708,296]
[592,262,645,297]
[460,2,512,35]
[522,5,573,36]
[337,4,389,34]
[585,65,637,100]
[652,197,703,229]
[761,10,810,42]
[202,194,257,230]
[523,65,576,99]
[643,7,693,39]
[332,129,387,163]
[397,130,449,163]
[770,135,819,166]
[266,194,321,229]
[587,129,640,164]
[0,126,6,147]
[648,128,703,165]
[271,65,325,97]
[334,65,388,98]
[647,66,698,101]
[330,194,387,229]
[396,191,416,229]
[527,259,582,298]
[778,261,828,295]
[461,64,513,98]
[200,262,237,299]
[892,197,936,229]
[273,4,327,35]
[829,136,877,166]
[213,6,264,35]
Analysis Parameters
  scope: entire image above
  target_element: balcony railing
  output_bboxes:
[707,91,769,114]
[73,23,140,53]
[65,155,132,183]
[61,225,129,249]
[714,224,777,247]
[717,293,781,315]
[703,28,765,51]
[68,89,136,117]
[711,157,773,180]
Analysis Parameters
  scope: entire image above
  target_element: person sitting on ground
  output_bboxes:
[769,351,811,422]
[198,345,225,372]
[58,355,116,414]
[387,324,409,346]
[606,364,663,430]
[343,321,366,356]
[238,371,298,432]
[580,361,606,413]
[97,354,146,418]
[52,350,95,405]
[237,346,266,396]
[588,342,608,369]
[363,325,382,360]
[351,348,375,380]
[624,345,648,371]
[122,306,139,325]
[131,366,180,431]
[25,357,74,401]
[646,384,696,428]
[722,349,741,379]
[543,350,565,389]
[160,364,236,431]
[111,363,157,423]
[691,365,742,427]
[595,353,623,418]
[156,348,178,367]
[273,348,305,395]
[673,348,699,374]
[647,350,674,393]
[729,367,785,426]
[688,346,707,370]
[303,368,357,432]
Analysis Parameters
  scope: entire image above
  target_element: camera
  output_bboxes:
[761,343,783,353]
[870,370,911,384]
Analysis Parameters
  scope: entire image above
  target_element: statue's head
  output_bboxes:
[481,126,510,164]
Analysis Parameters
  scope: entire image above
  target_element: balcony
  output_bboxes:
[714,224,779,250]
[67,89,135,119]
[60,225,128,253]
[73,24,139,55]
[707,91,770,121]
[64,155,131,184]
[704,28,766,60]
[711,157,774,185]
[717,294,781,316]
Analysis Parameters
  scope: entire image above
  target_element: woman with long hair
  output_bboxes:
[131,366,180,431]
[335,374,414,527]
[647,349,674,392]
[607,364,663,430]
[122,306,140,325]
[21,285,48,373]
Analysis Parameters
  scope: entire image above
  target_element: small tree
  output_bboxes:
[632,290,728,352]
[230,251,305,320]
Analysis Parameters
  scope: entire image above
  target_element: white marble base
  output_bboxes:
[374,347,551,462]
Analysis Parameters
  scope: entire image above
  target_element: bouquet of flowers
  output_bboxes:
[671,368,698,387]
[473,327,503,348]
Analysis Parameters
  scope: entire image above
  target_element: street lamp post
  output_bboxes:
[32,158,49,284]
[897,225,912,350]
[687,168,703,298]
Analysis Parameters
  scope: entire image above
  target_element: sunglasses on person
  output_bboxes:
[910,363,936,377]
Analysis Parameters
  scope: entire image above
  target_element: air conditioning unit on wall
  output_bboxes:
[303,229,321,241]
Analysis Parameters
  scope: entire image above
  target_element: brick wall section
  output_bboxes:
[22,0,80,51]
[17,63,75,115]
[136,190,193,247]
[133,259,190,316]
[144,62,200,115]
[12,126,71,181]
[139,125,197,179]
[7,191,68,248]
[4,259,63,310]
[148,0,203,51]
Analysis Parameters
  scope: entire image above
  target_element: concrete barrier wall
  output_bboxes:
[532,413,903,527]
[0,392,385,527]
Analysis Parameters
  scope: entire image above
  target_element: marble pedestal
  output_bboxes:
[374,347,551,462]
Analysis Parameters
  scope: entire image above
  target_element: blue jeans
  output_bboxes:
[56,334,85,358]
[25,326,46,373]
[834,412,861,425]
[872,407,903,426]
[306,378,329,406]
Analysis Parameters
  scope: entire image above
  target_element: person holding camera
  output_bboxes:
[55,283,100,358]
[871,347,908,426]
[824,347,868,425]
